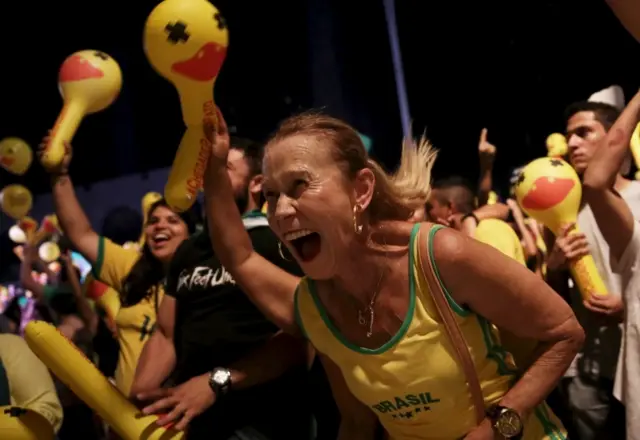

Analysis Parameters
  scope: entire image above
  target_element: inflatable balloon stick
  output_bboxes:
[546,133,568,158]
[514,157,608,300]
[143,0,229,211]
[0,406,55,440]
[0,137,33,175]
[40,50,122,170]
[630,122,640,180]
[139,191,163,245]
[24,321,184,440]
[17,217,38,243]
[29,215,60,246]
[0,184,32,219]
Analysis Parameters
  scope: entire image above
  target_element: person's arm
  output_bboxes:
[139,329,309,430]
[477,128,496,206]
[507,199,538,258]
[51,173,100,264]
[19,245,45,299]
[62,253,99,336]
[0,334,64,433]
[429,227,584,422]
[606,0,640,43]
[203,116,300,334]
[320,355,379,440]
[458,203,509,237]
[130,295,177,397]
[582,90,640,261]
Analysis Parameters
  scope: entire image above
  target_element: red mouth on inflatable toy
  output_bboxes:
[171,42,227,81]
[19,219,36,233]
[0,156,14,166]
[41,219,57,233]
[521,177,575,211]
[59,55,105,83]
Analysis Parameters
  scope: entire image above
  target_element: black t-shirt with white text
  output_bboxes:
[166,212,312,439]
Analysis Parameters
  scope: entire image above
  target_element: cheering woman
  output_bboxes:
[42,138,198,396]
[202,111,583,440]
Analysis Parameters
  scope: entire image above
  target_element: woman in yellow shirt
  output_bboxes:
[202,112,583,439]
[42,139,198,396]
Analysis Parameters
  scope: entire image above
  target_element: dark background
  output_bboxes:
[0,0,638,271]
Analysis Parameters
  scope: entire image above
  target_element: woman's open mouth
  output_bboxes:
[285,229,321,262]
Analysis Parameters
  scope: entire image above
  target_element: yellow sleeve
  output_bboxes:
[0,334,63,433]
[474,219,526,266]
[92,236,141,292]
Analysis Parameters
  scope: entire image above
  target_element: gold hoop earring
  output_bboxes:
[278,241,291,261]
[353,205,363,235]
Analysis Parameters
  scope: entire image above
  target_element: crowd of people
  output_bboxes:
[1,83,639,440]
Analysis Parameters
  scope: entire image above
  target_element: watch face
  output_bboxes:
[496,409,523,438]
[212,369,231,385]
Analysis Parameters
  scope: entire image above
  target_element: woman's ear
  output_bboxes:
[353,168,375,210]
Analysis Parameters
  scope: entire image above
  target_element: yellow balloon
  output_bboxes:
[0,184,32,219]
[38,242,60,263]
[143,0,229,211]
[24,321,184,440]
[487,191,498,205]
[41,50,123,170]
[630,122,640,180]
[513,157,608,299]
[546,133,568,158]
[0,406,55,440]
[0,138,33,175]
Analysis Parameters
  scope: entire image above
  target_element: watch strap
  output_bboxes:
[461,212,480,225]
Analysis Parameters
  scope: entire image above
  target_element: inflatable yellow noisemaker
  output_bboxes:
[24,321,184,440]
[513,157,608,300]
[143,0,229,212]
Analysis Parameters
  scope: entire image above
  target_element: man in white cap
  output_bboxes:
[544,86,639,440]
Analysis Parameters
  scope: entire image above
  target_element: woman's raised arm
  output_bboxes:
[39,137,100,264]
[203,114,300,334]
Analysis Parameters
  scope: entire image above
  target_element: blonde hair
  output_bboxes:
[269,112,438,222]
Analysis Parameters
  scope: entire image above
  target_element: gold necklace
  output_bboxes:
[357,266,386,338]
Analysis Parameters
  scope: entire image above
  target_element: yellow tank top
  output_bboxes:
[295,224,566,440]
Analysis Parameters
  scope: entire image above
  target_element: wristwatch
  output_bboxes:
[208,367,232,396]
[461,212,480,225]
[486,404,523,439]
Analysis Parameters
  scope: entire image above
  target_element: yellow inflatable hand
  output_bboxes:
[0,184,32,220]
[0,406,54,440]
[0,138,32,175]
[144,0,229,212]
[513,157,608,300]
[41,50,122,170]
[25,321,184,440]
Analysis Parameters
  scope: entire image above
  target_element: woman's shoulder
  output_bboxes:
[415,222,468,266]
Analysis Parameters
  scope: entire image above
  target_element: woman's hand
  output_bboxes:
[38,132,72,174]
[139,373,215,431]
[203,107,230,167]
[60,249,72,265]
